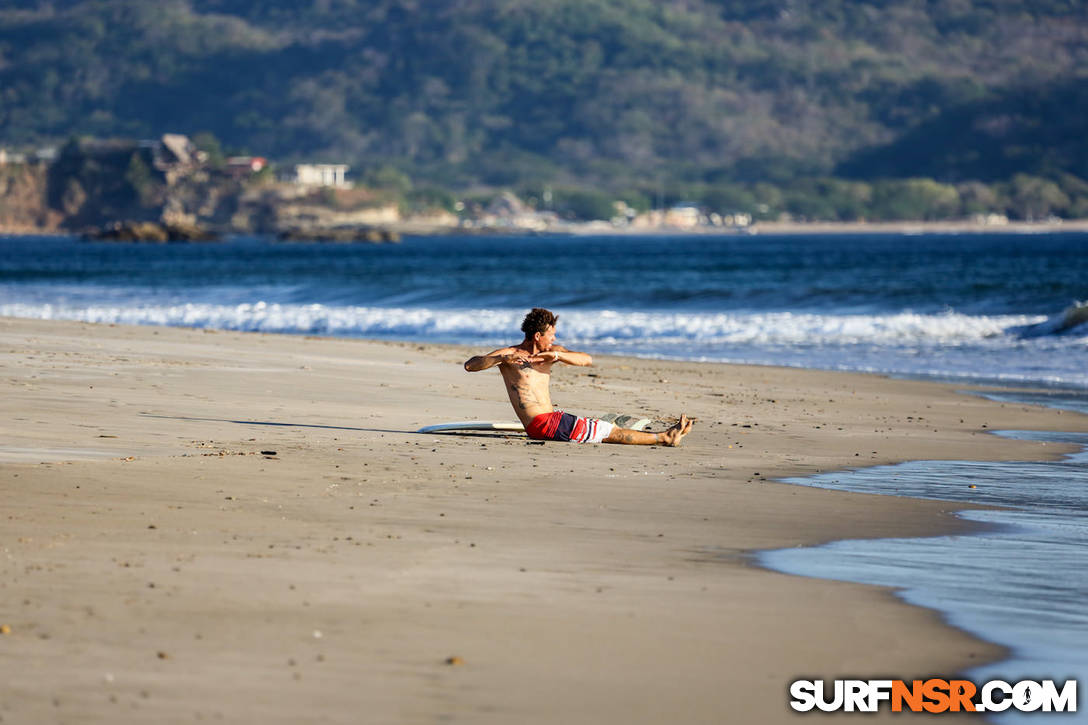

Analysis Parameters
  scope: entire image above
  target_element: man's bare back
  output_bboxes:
[463,308,693,446]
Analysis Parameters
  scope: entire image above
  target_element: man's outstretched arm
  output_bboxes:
[534,345,593,366]
[463,348,515,372]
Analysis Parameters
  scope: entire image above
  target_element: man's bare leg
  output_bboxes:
[603,414,694,447]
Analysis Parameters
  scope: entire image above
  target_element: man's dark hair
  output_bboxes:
[521,307,558,337]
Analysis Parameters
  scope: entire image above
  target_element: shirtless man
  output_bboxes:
[463,308,694,446]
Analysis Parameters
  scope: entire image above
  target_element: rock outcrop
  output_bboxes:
[276,226,400,243]
[84,220,220,242]
[0,162,63,233]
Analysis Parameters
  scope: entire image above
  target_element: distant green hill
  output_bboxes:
[837,77,1088,182]
[1,0,1086,196]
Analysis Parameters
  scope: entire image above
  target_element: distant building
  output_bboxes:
[664,203,702,229]
[0,148,31,165]
[712,211,752,228]
[157,134,204,169]
[467,191,555,231]
[293,164,351,188]
[226,156,268,177]
[132,133,205,173]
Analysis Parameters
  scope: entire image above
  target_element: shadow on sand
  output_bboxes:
[139,413,526,440]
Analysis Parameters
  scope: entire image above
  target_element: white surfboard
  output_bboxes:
[598,413,652,431]
[416,421,526,434]
[416,413,652,434]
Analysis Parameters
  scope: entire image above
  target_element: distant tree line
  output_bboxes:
[361,167,1088,222]
[508,174,1088,223]
[2,0,1085,222]
[27,132,1088,227]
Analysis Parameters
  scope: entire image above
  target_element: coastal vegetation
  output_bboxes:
[1,0,1086,224]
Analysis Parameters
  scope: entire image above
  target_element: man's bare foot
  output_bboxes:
[660,414,694,447]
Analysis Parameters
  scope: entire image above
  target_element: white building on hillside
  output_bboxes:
[293,163,351,188]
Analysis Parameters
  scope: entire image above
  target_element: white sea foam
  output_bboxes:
[557,309,1048,345]
[4,301,1083,387]
[0,301,1047,346]
[1014,300,1088,337]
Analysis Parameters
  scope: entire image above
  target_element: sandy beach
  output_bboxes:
[2,316,1086,724]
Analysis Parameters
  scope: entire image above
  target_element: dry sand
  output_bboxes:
[2,316,1085,724]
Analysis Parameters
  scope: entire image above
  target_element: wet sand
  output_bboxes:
[2,316,1085,724]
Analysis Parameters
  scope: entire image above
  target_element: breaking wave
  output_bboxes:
[0,301,1053,346]
[4,299,1084,388]
[1012,300,1088,338]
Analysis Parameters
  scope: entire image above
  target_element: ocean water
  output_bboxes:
[761,424,1088,723]
[761,380,1088,722]
[3,231,1087,712]
[1,232,1086,388]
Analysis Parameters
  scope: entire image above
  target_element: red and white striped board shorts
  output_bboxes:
[525,411,614,443]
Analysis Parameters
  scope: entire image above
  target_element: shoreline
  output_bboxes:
[761,426,1088,704]
[560,218,1088,237]
[0,307,1082,396]
[4,217,1088,240]
[3,316,1087,723]
[747,218,1088,235]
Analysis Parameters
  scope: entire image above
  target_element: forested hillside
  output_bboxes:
[1,0,1086,220]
